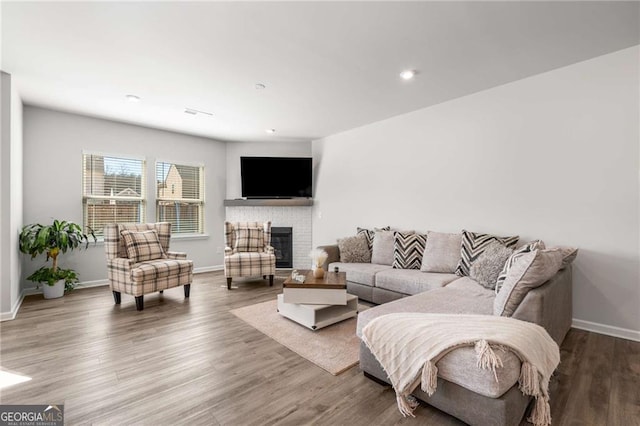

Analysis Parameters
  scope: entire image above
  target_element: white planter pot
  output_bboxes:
[42,280,65,299]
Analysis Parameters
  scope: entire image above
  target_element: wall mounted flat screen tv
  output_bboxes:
[241,156,312,198]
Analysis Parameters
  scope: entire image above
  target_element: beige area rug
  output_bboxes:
[230,299,366,375]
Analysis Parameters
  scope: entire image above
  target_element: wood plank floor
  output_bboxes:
[1,271,638,425]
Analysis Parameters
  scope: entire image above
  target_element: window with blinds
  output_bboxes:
[83,154,146,236]
[156,161,204,234]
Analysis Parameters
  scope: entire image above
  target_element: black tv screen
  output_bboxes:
[241,157,312,198]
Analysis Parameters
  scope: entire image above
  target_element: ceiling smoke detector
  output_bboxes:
[125,94,140,102]
[265,128,276,134]
[255,83,266,90]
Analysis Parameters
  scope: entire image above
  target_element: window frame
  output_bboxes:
[155,159,205,235]
[82,151,147,237]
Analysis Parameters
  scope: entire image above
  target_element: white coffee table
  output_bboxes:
[277,293,358,330]
[277,270,358,330]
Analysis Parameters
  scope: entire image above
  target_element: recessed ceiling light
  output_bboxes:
[265,128,276,134]
[399,70,417,80]
[125,94,140,102]
[255,83,266,90]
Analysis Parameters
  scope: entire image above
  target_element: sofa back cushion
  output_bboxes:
[495,240,545,293]
[494,248,563,316]
[420,231,462,274]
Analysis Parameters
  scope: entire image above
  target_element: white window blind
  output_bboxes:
[156,162,204,234]
[83,154,146,236]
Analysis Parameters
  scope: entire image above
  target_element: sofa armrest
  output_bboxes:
[166,251,187,260]
[317,244,340,270]
[511,266,573,345]
[108,257,134,270]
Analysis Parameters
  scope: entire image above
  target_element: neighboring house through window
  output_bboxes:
[156,161,204,234]
[83,153,146,237]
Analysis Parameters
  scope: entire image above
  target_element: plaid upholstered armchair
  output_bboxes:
[104,222,193,311]
[224,221,276,290]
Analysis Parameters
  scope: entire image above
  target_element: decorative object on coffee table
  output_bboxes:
[309,248,328,279]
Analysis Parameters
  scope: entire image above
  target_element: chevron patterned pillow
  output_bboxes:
[393,232,427,269]
[495,240,545,293]
[455,230,519,276]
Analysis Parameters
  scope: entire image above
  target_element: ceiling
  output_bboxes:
[2,2,638,143]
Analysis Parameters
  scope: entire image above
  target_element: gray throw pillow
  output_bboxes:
[469,241,514,290]
[493,248,564,317]
[338,233,371,263]
[371,230,395,266]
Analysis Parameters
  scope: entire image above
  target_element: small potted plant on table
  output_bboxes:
[19,219,95,299]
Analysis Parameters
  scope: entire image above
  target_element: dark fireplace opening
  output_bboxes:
[271,227,293,268]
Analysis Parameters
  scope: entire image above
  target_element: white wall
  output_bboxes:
[22,107,227,288]
[0,71,23,319]
[313,47,640,335]
[226,141,311,199]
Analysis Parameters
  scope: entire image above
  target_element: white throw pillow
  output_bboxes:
[371,230,395,266]
[420,231,462,273]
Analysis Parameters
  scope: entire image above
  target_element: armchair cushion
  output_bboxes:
[234,227,264,252]
[131,259,193,284]
[121,229,167,263]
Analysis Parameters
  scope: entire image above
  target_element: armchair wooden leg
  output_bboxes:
[135,296,144,311]
[226,278,232,290]
[269,275,274,286]
[263,275,266,279]
[112,291,121,304]
[159,290,164,294]
[184,284,191,298]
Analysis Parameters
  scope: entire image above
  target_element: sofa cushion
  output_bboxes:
[357,287,519,398]
[329,262,392,287]
[121,229,167,263]
[371,230,395,265]
[392,232,426,270]
[420,231,462,273]
[456,230,519,276]
[338,234,371,263]
[494,248,563,317]
[374,269,459,295]
[495,240,545,293]
[469,241,514,290]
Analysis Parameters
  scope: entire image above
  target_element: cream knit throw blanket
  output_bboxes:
[361,313,560,426]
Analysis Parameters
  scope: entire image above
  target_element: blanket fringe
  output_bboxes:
[519,361,541,396]
[420,360,438,396]
[519,361,551,426]
[396,394,418,418]
[527,395,552,426]
[475,339,503,382]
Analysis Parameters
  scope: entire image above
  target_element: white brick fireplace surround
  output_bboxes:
[224,203,313,269]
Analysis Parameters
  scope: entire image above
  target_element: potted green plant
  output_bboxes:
[19,219,95,299]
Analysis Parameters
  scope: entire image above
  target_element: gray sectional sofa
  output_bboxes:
[318,234,574,426]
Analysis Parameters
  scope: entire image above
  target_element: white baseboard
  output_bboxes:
[0,291,26,321]
[194,265,223,274]
[75,279,109,289]
[572,318,640,342]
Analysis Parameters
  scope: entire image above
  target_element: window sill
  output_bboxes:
[92,233,209,245]
[171,233,210,241]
